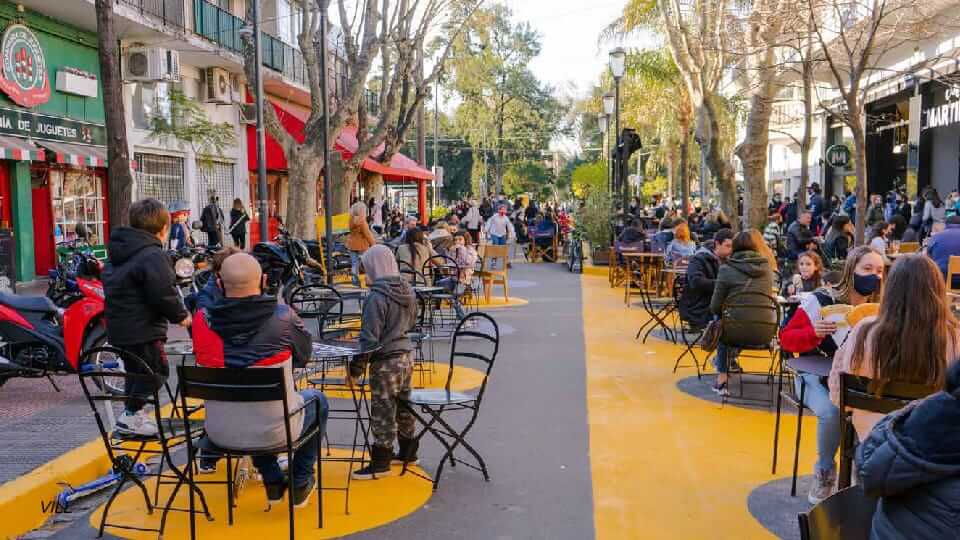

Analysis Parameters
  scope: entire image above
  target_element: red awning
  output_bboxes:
[248,104,435,183]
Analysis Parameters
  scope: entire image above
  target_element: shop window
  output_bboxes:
[135,153,185,204]
[195,160,235,244]
[51,170,106,247]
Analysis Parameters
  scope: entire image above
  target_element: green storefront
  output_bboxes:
[0,3,106,285]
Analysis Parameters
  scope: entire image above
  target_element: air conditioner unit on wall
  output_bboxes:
[204,67,232,104]
[123,47,181,82]
[230,74,245,103]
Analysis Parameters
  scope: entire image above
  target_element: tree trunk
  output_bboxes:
[735,92,773,231]
[667,147,676,201]
[95,0,134,233]
[363,173,385,200]
[702,97,739,232]
[680,139,690,217]
[286,150,322,240]
[850,105,868,245]
[798,59,813,208]
[335,165,359,216]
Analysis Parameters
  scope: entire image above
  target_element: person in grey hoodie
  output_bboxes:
[857,361,960,540]
[709,230,776,396]
[349,244,418,479]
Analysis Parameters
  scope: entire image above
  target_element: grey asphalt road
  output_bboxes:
[36,263,597,540]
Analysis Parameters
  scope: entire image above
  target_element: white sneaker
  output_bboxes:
[278,454,289,472]
[808,467,837,505]
[115,410,158,437]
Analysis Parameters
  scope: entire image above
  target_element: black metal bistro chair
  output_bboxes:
[423,254,466,332]
[77,346,211,539]
[174,365,326,540]
[837,373,934,490]
[671,274,705,378]
[716,291,781,405]
[288,283,345,339]
[798,485,877,540]
[400,312,500,490]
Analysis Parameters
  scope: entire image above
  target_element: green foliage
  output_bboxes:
[431,205,449,220]
[503,160,550,196]
[148,90,236,172]
[641,176,669,201]
[571,161,608,199]
[580,188,612,248]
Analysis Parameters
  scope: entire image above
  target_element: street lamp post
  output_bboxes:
[319,0,334,284]
[249,0,269,244]
[602,92,615,196]
[597,113,609,191]
[609,47,626,205]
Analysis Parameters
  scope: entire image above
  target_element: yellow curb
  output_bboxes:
[0,438,113,540]
[473,297,529,309]
[583,265,608,277]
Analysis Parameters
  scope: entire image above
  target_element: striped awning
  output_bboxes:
[0,136,44,161]
[37,140,107,167]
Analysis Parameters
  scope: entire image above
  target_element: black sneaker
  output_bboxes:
[352,461,393,480]
[264,482,287,507]
[292,476,315,508]
[711,382,730,397]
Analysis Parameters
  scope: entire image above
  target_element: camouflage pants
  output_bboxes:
[368,352,415,448]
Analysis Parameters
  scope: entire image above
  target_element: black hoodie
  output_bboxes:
[857,387,960,540]
[354,276,416,375]
[103,227,187,345]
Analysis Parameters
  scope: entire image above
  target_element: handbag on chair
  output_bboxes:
[700,319,722,352]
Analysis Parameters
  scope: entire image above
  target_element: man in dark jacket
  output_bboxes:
[103,198,191,436]
[786,210,817,261]
[678,229,734,328]
[808,183,825,225]
[349,245,418,480]
[200,195,224,248]
[857,361,960,540]
[192,252,327,508]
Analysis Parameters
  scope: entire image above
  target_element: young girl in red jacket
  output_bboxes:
[779,245,884,504]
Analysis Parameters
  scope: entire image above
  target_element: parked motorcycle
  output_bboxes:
[0,276,119,392]
[252,226,325,304]
[47,241,103,307]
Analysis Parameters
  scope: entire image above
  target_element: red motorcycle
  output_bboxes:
[0,276,118,391]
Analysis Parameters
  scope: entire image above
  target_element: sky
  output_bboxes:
[502,0,630,97]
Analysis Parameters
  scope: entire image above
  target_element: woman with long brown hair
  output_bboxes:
[747,228,778,273]
[829,254,960,439]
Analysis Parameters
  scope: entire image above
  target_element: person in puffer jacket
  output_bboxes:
[857,361,960,540]
[348,244,418,480]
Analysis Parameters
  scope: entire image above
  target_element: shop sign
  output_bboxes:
[923,85,960,131]
[0,24,50,107]
[0,106,105,146]
[825,144,851,168]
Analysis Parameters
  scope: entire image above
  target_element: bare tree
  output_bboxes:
[95,0,135,231]
[802,0,958,243]
[244,0,381,239]
[657,0,739,230]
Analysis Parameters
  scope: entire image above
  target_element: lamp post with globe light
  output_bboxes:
[597,112,609,192]
[602,91,615,196]
[609,47,627,205]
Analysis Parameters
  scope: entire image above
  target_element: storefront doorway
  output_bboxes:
[31,176,54,277]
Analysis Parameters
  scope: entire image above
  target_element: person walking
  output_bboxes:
[346,201,376,287]
[200,195,225,249]
[228,198,249,249]
[462,201,483,244]
[485,205,515,246]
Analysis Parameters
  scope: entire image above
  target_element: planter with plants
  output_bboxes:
[578,189,612,266]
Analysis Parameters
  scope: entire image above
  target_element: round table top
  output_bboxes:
[414,286,445,294]
[622,251,664,257]
[786,355,833,377]
[311,340,380,360]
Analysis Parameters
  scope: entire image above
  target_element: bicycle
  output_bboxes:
[566,228,584,274]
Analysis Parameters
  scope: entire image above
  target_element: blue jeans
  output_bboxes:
[349,251,362,286]
[252,389,329,488]
[490,235,506,246]
[714,342,739,374]
[795,373,840,473]
[438,277,466,319]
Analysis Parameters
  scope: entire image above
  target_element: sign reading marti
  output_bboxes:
[0,24,50,107]
[923,86,960,131]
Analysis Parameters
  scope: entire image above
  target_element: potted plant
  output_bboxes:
[578,189,612,265]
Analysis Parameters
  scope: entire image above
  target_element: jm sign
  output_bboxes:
[923,85,960,131]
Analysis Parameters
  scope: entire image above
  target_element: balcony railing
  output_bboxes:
[193,0,308,87]
[366,89,379,117]
[119,0,186,29]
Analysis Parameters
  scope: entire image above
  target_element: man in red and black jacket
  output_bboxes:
[192,253,328,509]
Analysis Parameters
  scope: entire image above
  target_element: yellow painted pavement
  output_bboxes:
[581,271,818,539]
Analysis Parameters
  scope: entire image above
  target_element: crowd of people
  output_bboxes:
[655,183,960,527]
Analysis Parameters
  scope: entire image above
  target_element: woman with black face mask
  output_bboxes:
[779,245,885,504]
